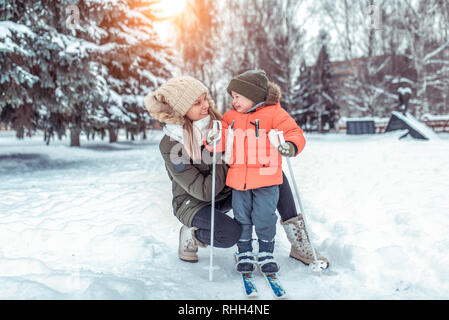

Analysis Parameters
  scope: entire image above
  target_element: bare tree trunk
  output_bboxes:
[70,127,81,147]
[109,128,118,143]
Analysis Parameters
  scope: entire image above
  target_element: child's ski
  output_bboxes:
[262,273,287,299]
[235,252,258,298]
[240,272,259,297]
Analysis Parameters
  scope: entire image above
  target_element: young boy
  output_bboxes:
[205,70,305,273]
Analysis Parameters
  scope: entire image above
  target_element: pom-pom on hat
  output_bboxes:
[144,76,208,125]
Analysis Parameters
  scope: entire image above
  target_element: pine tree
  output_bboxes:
[254,0,304,110]
[1,0,174,145]
[310,31,338,132]
[94,0,174,142]
[0,1,40,139]
[1,0,111,145]
[41,0,109,146]
[291,60,315,132]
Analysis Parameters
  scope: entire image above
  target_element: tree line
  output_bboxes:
[1,0,174,146]
[1,0,448,145]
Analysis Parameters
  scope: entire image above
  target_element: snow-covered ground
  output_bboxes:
[0,130,448,299]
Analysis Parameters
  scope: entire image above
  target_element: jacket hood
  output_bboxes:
[265,81,282,105]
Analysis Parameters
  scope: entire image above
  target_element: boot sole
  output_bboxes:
[289,253,329,268]
[178,251,198,263]
[289,253,312,265]
[179,257,199,263]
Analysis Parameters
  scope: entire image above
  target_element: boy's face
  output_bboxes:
[231,91,255,113]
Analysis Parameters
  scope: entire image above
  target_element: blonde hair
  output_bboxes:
[183,95,222,162]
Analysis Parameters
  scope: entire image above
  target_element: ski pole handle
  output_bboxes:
[277,131,286,145]
[212,120,222,134]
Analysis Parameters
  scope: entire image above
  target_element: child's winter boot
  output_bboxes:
[235,240,256,272]
[258,239,279,273]
[257,252,280,273]
[235,251,256,272]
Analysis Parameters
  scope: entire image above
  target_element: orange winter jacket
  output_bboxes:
[205,102,305,191]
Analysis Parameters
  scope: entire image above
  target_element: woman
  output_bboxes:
[144,76,328,268]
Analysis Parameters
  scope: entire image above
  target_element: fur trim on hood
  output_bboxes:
[265,81,282,105]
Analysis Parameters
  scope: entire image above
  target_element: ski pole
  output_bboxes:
[209,120,222,281]
[276,131,327,272]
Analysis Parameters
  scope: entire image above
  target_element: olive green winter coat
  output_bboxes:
[159,134,232,227]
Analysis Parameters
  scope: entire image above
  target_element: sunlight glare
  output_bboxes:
[153,0,188,18]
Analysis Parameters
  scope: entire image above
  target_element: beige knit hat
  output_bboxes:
[144,76,208,125]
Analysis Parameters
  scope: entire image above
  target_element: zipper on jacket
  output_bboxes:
[249,119,259,139]
[243,113,249,190]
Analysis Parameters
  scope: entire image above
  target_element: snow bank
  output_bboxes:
[421,114,449,121]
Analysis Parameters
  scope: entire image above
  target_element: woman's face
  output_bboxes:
[231,91,255,113]
[186,93,209,121]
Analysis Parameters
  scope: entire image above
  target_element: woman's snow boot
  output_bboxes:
[178,226,206,263]
[281,216,329,267]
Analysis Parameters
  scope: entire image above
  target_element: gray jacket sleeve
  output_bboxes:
[160,138,228,202]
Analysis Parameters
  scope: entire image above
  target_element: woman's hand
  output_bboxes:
[206,128,221,145]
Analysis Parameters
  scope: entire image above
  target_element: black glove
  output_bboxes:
[277,142,296,157]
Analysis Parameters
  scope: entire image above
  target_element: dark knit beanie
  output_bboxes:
[226,69,268,103]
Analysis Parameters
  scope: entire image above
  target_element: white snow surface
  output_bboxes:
[0,130,448,300]
[421,114,449,121]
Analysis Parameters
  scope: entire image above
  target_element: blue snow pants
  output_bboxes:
[232,185,280,253]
